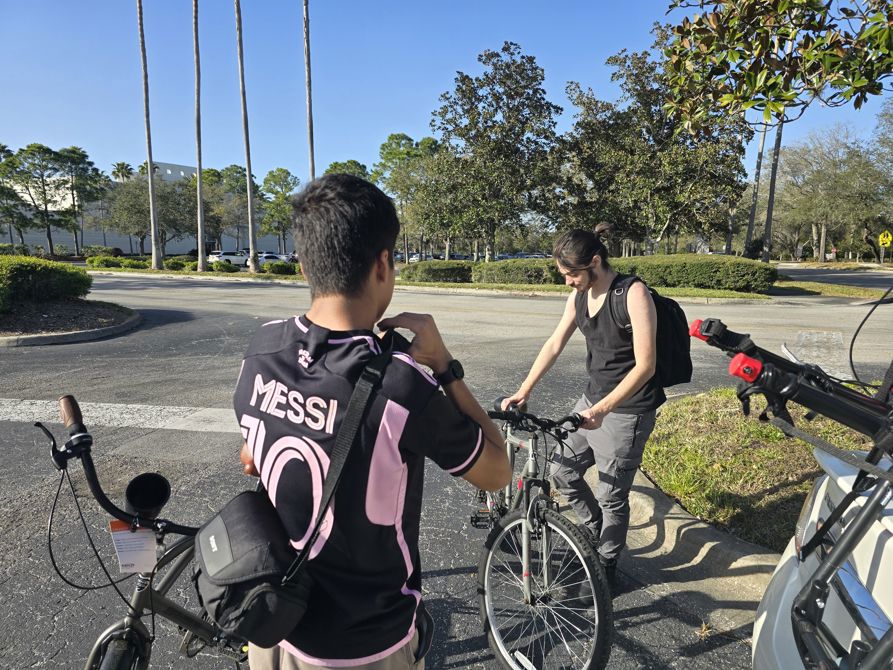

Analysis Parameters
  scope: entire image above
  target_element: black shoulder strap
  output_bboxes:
[282,351,391,584]
[609,274,639,334]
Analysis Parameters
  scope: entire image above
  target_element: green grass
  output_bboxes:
[643,388,871,552]
[772,280,886,299]
[395,279,767,299]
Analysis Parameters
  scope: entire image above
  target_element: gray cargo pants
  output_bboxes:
[551,395,656,562]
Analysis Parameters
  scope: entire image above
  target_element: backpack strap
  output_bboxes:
[608,274,641,335]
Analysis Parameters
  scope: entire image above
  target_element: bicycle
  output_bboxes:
[35,395,248,670]
[471,402,613,670]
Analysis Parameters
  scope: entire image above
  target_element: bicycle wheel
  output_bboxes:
[479,508,613,670]
[97,639,140,670]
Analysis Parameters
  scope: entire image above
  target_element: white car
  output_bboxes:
[257,252,284,266]
[207,250,248,266]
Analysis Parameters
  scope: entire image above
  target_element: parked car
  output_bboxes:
[257,252,285,266]
[207,250,248,266]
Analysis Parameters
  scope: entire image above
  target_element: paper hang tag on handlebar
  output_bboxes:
[109,519,157,574]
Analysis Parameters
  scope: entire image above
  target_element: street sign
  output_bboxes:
[880,230,892,248]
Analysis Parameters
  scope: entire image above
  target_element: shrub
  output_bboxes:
[82,245,121,258]
[400,260,474,283]
[0,243,29,256]
[743,237,763,260]
[185,261,198,271]
[53,243,70,257]
[167,255,195,262]
[86,255,123,268]
[611,254,777,293]
[212,260,240,273]
[266,261,297,275]
[163,259,186,271]
[120,258,150,269]
[472,259,561,285]
[0,255,92,312]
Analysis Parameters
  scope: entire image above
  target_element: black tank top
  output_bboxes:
[574,274,665,414]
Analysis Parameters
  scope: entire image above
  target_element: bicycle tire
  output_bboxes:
[479,508,613,670]
[97,639,139,670]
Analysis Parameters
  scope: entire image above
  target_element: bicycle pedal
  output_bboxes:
[470,511,492,529]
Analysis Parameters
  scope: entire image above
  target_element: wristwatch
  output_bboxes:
[436,359,465,387]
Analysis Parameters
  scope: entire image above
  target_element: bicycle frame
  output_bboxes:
[498,422,561,605]
[83,535,228,669]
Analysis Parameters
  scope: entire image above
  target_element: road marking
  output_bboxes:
[0,399,238,433]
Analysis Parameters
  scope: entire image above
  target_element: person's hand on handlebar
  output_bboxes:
[579,404,607,430]
[501,389,529,411]
[377,312,452,375]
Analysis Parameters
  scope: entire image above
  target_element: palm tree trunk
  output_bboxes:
[137,0,162,270]
[194,0,207,271]
[760,116,785,263]
[745,123,768,249]
[234,0,258,273]
[303,0,315,181]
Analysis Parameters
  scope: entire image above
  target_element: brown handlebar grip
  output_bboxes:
[58,395,84,430]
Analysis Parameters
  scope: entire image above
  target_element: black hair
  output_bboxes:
[552,223,612,271]
[292,174,400,298]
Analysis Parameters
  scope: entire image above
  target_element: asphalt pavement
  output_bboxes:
[2,273,892,669]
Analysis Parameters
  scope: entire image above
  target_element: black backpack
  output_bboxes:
[609,275,693,389]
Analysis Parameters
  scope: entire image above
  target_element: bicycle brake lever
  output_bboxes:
[35,422,66,471]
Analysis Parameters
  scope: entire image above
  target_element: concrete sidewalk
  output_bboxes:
[586,467,781,639]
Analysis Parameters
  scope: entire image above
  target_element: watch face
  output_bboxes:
[450,359,464,380]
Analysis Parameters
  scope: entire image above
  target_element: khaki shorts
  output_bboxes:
[248,630,423,670]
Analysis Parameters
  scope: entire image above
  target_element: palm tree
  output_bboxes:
[234,0,258,273]
[111,161,134,183]
[136,0,162,270]
[303,0,315,180]
[194,0,207,271]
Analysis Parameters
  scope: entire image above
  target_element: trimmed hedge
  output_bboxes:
[401,260,474,283]
[211,260,240,273]
[0,243,30,256]
[86,255,122,268]
[611,254,777,293]
[82,245,122,258]
[120,259,150,269]
[266,261,298,275]
[472,259,561,285]
[163,259,186,270]
[397,254,776,293]
[0,256,92,312]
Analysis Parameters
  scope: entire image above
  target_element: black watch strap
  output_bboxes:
[436,359,464,386]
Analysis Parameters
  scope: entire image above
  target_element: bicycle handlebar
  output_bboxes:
[488,407,583,432]
[691,318,893,441]
[46,396,197,536]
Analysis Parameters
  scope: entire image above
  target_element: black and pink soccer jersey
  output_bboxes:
[233,315,484,666]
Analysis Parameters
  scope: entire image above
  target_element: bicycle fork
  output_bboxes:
[517,432,553,605]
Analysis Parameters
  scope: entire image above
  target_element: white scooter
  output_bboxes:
[691,311,893,670]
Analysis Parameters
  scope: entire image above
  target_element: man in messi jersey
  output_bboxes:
[236,174,511,670]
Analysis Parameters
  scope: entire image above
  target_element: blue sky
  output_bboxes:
[2,0,889,186]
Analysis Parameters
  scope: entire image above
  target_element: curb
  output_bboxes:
[0,311,142,348]
[585,465,781,637]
